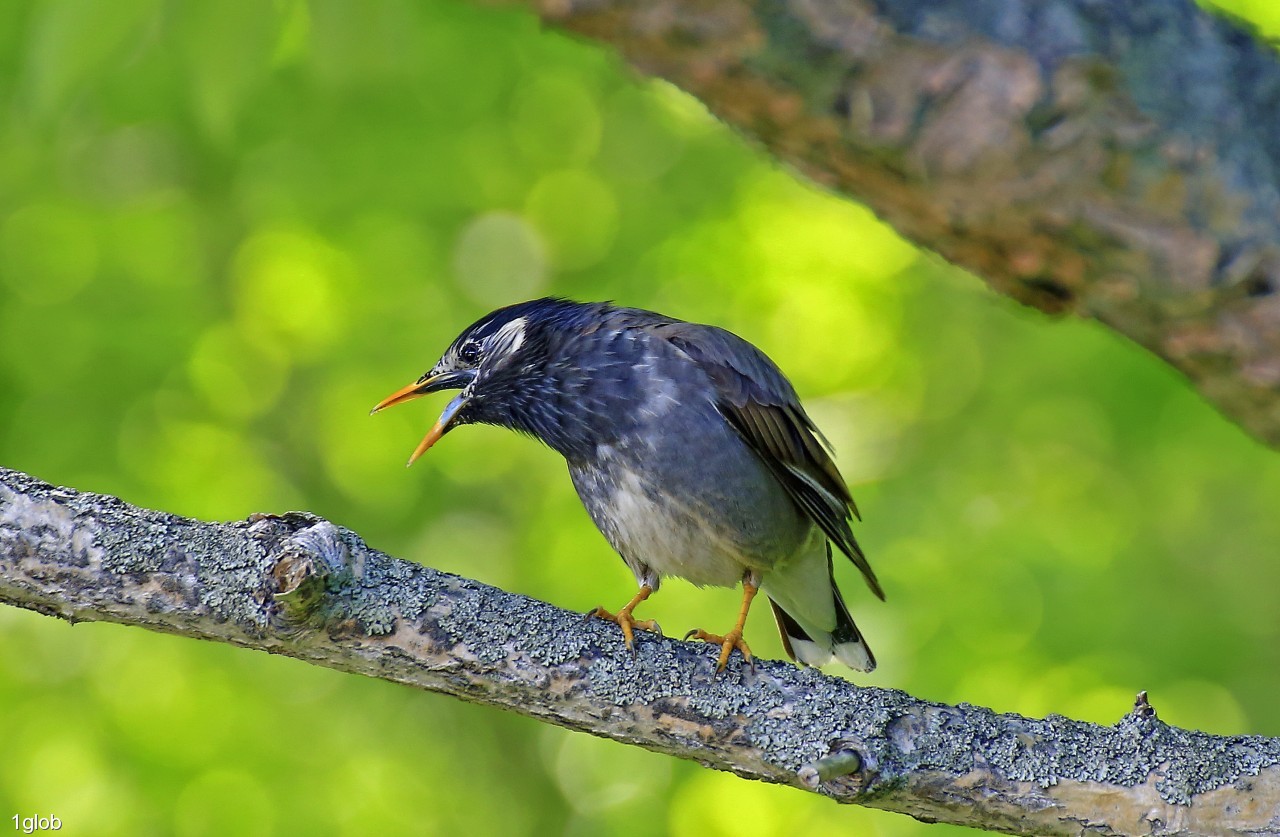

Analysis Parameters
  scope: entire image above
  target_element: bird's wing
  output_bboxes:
[656,322,884,600]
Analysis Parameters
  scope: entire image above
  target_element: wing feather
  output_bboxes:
[658,323,883,600]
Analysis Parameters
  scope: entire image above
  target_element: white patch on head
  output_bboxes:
[488,317,526,362]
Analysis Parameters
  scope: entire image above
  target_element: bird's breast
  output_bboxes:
[568,413,811,588]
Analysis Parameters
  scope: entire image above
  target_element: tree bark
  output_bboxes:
[2,466,1277,835]
[500,0,1280,447]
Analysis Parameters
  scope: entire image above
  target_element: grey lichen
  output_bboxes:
[2,465,1278,835]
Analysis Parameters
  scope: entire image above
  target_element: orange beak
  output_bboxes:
[370,379,434,414]
[371,370,475,467]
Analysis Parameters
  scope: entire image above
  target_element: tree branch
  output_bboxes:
[2,466,1277,835]
[500,0,1280,447]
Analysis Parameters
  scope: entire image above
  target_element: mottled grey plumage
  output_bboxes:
[372,298,882,671]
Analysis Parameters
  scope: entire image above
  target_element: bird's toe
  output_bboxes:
[633,618,662,638]
[684,628,753,672]
[586,605,660,654]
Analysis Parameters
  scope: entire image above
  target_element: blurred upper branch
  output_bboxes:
[505,0,1280,446]
[2,465,1278,835]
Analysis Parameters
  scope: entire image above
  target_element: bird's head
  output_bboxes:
[370,298,587,465]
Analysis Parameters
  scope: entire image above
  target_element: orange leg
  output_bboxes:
[586,585,662,654]
[684,582,758,672]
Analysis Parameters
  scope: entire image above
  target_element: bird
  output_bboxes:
[370,298,883,672]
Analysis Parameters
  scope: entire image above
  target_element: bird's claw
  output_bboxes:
[684,628,754,672]
[586,605,662,655]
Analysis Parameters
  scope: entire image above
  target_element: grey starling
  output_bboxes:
[372,299,883,672]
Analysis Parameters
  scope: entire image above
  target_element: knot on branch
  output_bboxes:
[250,514,355,629]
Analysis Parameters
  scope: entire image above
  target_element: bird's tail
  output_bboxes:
[768,579,876,672]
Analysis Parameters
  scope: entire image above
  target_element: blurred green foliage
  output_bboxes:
[1,1,1278,834]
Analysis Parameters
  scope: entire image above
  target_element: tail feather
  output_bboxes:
[769,598,825,665]
[768,584,875,672]
[829,580,876,672]
[763,540,876,672]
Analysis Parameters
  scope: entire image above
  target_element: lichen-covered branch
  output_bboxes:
[501,0,1280,447]
[1,467,1277,835]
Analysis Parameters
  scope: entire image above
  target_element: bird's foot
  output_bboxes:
[684,627,753,672]
[586,605,662,655]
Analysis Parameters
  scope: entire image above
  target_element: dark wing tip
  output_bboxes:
[833,530,885,600]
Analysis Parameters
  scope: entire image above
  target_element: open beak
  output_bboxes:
[370,370,476,467]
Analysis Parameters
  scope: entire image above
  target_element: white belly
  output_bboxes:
[606,468,750,588]
[571,449,816,593]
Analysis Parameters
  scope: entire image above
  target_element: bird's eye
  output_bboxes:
[458,341,481,365]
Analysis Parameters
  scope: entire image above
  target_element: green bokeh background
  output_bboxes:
[1,2,1277,834]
